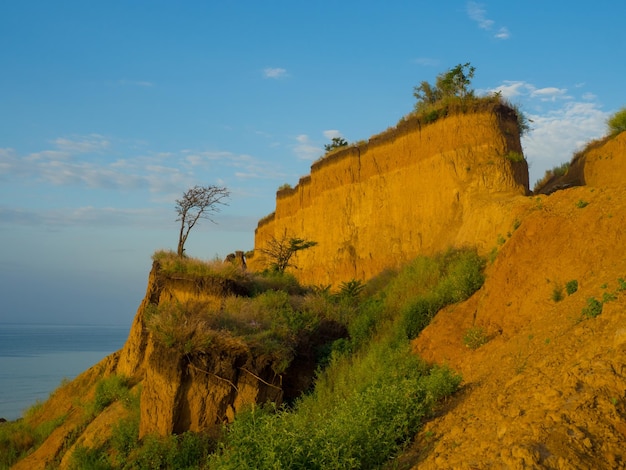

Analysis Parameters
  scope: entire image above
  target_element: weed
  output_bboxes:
[576,200,589,209]
[489,247,498,264]
[565,280,579,295]
[463,326,489,349]
[551,284,564,302]
[582,297,603,318]
[602,291,617,303]
[503,151,525,162]
[512,218,521,231]
[618,278,626,292]
[497,234,506,246]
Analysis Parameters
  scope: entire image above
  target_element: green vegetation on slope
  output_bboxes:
[5,248,485,470]
[210,248,484,469]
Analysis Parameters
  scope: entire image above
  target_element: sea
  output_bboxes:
[0,323,129,421]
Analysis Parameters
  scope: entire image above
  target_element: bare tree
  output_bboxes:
[259,229,317,273]
[176,185,230,257]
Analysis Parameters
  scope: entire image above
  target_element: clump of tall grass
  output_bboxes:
[0,402,67,468]
[152,250,245,279]
[145,290,321,374]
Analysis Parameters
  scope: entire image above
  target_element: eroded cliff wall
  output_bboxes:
[254,105,529,285]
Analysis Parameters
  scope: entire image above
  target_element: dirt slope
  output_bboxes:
[408,185,626,469]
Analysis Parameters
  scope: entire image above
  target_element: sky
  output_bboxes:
[1,1,624,326]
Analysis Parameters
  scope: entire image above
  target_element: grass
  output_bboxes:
[0,412,67,469]
[463,326,489,349]
[551,283,564,302]
[152,250,244,279]
[582,297,603,318]
[0,383,73,469]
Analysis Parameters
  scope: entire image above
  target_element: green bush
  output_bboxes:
[582,297,603,318]
[92,375,132,414]
[566,280,579,295]
[607,107,626,135]
[69,445,111,470]
[211,351,461,469]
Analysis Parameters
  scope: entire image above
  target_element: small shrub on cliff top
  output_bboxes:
[607,106,626,135]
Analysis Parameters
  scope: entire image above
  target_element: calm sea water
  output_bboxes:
[0,323,129,421]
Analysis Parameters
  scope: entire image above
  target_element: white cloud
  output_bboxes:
[53,134,110,154]
[530,87,570,101]
[293,134,322,160]
[263,67,288,79]
[489,80,532,99]
[495,27,510,39]
[487,82,571,102]
[467,2,494,29]
[466,1,509,40]
[323,130,342,140]
[0,205,167,228]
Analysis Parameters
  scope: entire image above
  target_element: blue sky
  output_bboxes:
[1,1,624,325]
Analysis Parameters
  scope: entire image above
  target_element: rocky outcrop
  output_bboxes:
[253,104,529,286]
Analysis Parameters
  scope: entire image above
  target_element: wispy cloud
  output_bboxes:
[263,67,288,79]
[488,81,570,102]
[0,133,289,196]
[466,2,510,40]
[323,129,342,140]
[293,134,322,160]
[52,134,111,154]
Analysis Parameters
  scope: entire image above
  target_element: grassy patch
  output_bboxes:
[463,326,489,349]
[582,297,603,318]
[551,283,564,302]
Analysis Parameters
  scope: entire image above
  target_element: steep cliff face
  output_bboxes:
[253,105,529,285]
[116,263,300,438]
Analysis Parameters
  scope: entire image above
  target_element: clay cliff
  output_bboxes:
[253,103,529,285]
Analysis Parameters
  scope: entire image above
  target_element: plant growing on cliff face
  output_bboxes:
[175,185,230,257]
[259,229,318,273]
